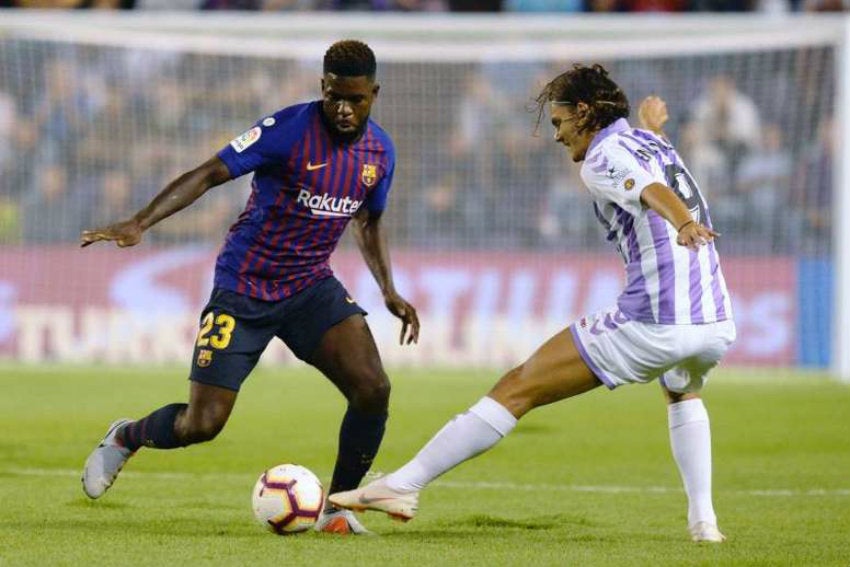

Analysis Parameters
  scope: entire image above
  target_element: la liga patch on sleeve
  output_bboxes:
[230,126,262,153]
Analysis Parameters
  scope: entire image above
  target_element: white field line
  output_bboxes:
[5,468,850,498]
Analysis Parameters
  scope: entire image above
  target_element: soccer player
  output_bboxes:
[330,65,736,543]
[80,40,420,536]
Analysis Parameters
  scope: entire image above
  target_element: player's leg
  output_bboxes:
[663,379,726,542]
[660,319,736,542]
[82,382,239,500]
[82,289,274,499]
[277,277,386,534]
[662,386,724,542]
[308,314,390,498]
[120,381,238,449]
[329,327,602,519]
[386,327,600,490]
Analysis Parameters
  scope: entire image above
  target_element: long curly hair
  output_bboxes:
[534,64,630,134]
[323,39,377,79]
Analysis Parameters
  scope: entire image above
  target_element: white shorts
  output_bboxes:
[569,305,736,393]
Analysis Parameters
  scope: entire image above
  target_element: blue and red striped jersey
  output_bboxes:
[214,101,395,301]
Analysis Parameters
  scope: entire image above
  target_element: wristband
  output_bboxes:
[677,220,694,232]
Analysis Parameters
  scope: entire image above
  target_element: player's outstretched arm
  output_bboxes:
[351,207,420,345]
[640,182,718,251]
[638,95,669,137]
[80,156,232,248]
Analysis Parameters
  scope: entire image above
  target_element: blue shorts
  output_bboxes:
[189,276,367,391]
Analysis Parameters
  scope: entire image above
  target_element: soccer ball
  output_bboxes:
[251,464,324,535]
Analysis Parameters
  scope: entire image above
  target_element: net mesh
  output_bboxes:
[0,18,838,368]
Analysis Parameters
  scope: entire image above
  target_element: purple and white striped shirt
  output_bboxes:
[580,118,732,325]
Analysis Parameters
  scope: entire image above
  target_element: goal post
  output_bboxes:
[0,13,846,379]
[835,17,850,383]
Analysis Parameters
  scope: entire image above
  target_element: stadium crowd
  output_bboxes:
[1,0,849,12]
[0,42,834,256]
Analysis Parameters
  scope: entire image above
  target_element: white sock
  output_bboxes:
[668,398,717,526]
[386,397,517,492]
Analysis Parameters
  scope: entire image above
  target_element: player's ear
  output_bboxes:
[320,78,326,93]
[575,101,590,117]
[372,82,380,98]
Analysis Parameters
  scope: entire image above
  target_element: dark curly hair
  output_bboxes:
[534,64,630,134]
[323,39,377,80]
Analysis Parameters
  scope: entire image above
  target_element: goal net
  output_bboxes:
[0,13,846,378]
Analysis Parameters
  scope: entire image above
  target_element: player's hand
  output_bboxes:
[638,95,669,135]
[80,218,143,248]
[383,291,420,345]
[676,221,719,251]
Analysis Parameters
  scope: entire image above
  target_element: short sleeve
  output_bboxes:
[217,112,297,179]
[580,143,662,216]
[365,152,395,214]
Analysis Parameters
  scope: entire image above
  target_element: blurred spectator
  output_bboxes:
[0,89,16,190]
[448,0,501,9]
[803,0,849,10]
[0,90,23,242]
[22,164,88,243]
[621,0,688,11]
[447,70,529,246]
[538,158,597,250]
[0,31,835,257]
[791,116,834,256]
[262,0,318,8]
[729,123,792,251]
[200,0,260,7]
[586,0,619,10]
[678,119,729,200]
[135,0,197,8]
[32,59,101,167]
[686,75,761,191]
[691,0,753,9]
[11,0,134,7]
[409,172,483,248]
[754,0,790,12]
[505,0,581,10]
[83,169,137,229]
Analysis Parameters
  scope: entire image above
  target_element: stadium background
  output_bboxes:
[2,8,850,567]
[0,13,846,377]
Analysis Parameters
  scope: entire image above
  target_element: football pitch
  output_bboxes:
[2,365,849,566]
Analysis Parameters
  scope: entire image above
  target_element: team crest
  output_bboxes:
[624,178,635,191]
[360,164,378,187]
[197,349,213,368]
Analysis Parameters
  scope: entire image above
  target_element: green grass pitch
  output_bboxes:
[1,365,849,566]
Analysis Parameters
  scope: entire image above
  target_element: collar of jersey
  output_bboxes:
[586,118,630,155]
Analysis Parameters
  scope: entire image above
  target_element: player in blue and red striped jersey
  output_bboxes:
[79,40,419,535]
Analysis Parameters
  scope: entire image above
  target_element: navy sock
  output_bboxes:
[328,407,387,497]
[120,403,188,452]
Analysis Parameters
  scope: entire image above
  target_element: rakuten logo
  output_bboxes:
[297,189,362,218]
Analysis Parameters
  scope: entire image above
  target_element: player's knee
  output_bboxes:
[489,365,535,417]
[349,370,391,413]
[664,390,701,404]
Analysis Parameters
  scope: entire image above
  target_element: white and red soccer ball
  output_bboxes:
[252,464,324,534]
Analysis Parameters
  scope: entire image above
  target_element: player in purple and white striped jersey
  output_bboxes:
[330,65,736,544]
[79,40,419,535]
[580,99,733,327]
